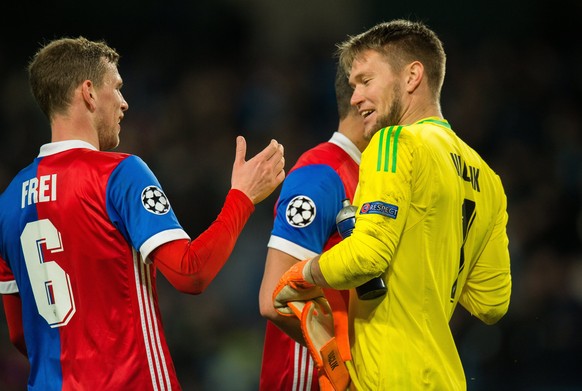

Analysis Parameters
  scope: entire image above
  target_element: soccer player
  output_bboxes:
[0,36,285,390]
[273,19,512,390]
[258,65,368,390]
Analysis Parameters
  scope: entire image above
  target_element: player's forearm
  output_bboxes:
[459,218,511,324]
[317,225,392,289]
[267,315,307,346]
[153,189,254,294]
[459,266,511,325]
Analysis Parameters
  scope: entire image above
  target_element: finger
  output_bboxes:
[277,144,285,170]
[274,154,285,174]
[273,141,284,160]
[257,139,280,161]
[234,135,247,166]
[266,143,285,168]
[275,168,286,183]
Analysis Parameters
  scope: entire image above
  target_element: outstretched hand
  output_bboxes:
[231,136,285,204]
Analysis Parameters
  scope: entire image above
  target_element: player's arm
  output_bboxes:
[152,188,253,294]
[259,248,306,344]
[146,136,285,294]
[459,192,511,325]
[314,129,413,289]
[2,293,27,357]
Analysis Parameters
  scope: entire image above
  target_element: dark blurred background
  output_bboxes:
[1,0,581,390]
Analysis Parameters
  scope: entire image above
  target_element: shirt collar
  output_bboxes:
[38,140,98,157]
[328,132,362,164]
[414,117,451,129]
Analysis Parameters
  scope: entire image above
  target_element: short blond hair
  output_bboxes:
[336,19,446,101]
[28,36,120,120]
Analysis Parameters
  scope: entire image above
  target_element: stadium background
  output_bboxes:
[1,0,581,389]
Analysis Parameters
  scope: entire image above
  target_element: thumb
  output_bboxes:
[234,135,247,166]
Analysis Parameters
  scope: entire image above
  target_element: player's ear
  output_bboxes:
[404,61,423,93]
[81,80,96,112]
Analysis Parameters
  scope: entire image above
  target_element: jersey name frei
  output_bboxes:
[260,132,359,391]
[0,140,189,390]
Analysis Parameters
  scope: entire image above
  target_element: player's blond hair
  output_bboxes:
[28,36,120,120]
[336,19,446,102]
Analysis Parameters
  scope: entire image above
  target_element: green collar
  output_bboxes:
[415,117,451,129]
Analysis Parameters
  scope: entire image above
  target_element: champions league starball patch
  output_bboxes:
[141,186,171,215]
[360,201,398,219]
[286,195,316,228]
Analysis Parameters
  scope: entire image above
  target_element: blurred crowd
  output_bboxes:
[0,1,581,390]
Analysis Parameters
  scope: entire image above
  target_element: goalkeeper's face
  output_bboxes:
[349,49,405,140]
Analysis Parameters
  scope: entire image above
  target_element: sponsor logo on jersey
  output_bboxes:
[141,186,171,215]
[360,201,398,219]
[285,195,316,228]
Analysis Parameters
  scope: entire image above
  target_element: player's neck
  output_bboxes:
[338,115,369,152]
[401,101,442,126]
[51,117,99,149]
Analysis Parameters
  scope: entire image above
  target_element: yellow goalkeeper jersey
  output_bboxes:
[318,117,511,390]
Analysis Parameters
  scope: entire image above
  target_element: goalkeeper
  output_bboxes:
[274,19,512,391]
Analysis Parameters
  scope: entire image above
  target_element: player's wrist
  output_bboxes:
[302,258,315,285]
[227,188,255,210]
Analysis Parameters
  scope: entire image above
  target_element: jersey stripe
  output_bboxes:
[391,126,403,172]
[148,272,173,391]
[133,250,172,390]
[306,351,314,390]
[376,127,389,171]
[377,126,403,173]
[143,261,172,390]
[382,127,393,172]
[292,343,300,390]
[292,342,315,391]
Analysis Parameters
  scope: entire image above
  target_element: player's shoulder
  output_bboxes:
[74,150,137,177]
[97,151,150,168]
[285,163,340,188]
[85,149,132,162]
[61,147,131,169]
[382,118,455,150]
[368,125,417,153]
[293,142,348,171]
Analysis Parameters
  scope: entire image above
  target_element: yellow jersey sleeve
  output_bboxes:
[317,117,511,389]
[319,126,416,288]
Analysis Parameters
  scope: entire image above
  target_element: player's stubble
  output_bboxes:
[371,82,404,136]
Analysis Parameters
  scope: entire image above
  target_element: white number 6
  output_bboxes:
[21,219,76,327]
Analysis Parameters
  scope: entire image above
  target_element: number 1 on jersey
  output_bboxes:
[450,199,476,302]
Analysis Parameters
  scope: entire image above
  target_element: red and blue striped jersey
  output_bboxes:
[259,132,359,391]
[0,140,189,390]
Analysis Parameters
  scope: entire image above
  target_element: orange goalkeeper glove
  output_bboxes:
[300,298,350,391]
[273,259,350,391]
[273,259,323,316]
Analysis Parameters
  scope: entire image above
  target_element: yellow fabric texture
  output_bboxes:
[319,118,512,390]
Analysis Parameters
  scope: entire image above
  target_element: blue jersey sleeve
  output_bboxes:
[106,155,189,262]
[270,164,346,256]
